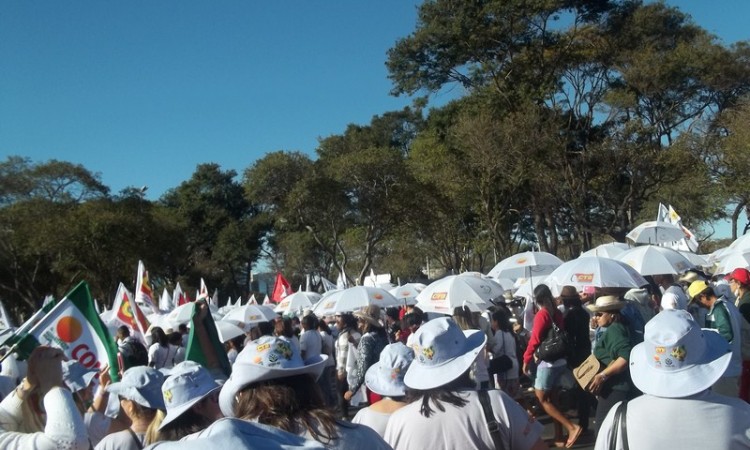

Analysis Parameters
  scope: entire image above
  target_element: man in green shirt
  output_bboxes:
[688,281,742,397]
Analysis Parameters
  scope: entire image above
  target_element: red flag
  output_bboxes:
[271,273,293,303]
[112,282,150,341]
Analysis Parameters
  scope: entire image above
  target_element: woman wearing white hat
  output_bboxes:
[218,335,391,449]
[383,317,546,450]
[585,295,635,434]
[351,342,413,437]
[595,309,750,449]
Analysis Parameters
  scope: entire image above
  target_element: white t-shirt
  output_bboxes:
[148,343,177,369]
[299,329,322,360]
[351,407,393,438]
[491,330,519,381]
[95,428,146,450]
[595,390,750,450]
[384,389,543,450]
[301,420,392,450]
[319,331,336,368]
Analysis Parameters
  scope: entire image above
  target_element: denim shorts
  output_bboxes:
[534,364,566,391]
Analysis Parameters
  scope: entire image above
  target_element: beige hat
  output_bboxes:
[354,305,382,327]
[585,295,626,313]
[679,271,699,284]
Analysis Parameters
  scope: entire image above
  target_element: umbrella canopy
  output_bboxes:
[513,275,549,299]
[545,256,648,297]
[312,286,401,316]
[487,251,563,280]
[222,304,278,331]
[274,291,322,314]
[415,275,505,314]
[626,221,686,245]
[580,242,631,259]
[164,302,220,326]
[213,320,245,343]
[714,251,750,275]
[616,245,695,276]
[677,251,709,268]
[389,283,427,306]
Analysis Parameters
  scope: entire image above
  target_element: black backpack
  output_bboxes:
[121,339,149,369]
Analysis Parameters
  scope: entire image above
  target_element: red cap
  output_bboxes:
[725,268,750,286]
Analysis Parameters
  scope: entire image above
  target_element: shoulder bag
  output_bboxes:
[478,389,507,450]
[535,313,569,362]
[608,400,629,450]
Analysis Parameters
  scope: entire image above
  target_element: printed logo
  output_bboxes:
[574,273,594,283]
[516,258,528,264]
[431,292,447,301]
[56,316,83,343]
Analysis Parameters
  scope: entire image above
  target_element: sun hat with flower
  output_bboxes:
[403,317,486,390]
[159,361,220,429]
[365,342,414,397]
[218,335,327,418]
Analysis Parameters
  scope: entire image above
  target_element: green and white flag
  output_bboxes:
[15,281,120,381]
[185,301,232,378]
[0,297,58,349]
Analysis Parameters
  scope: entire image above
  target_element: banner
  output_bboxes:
[111,282,150,343]
[135,260,156,312]
[271,273,293,303]
[15,281,120,381]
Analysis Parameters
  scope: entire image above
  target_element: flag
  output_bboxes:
[320,276,337,292]
[0,298,58,348]
[14,281,120,381]
[135,260,156,312]
[184,301,232,377]
[271,273,293,303]
[111,282,150,342]
[248,294,257,305]
[211,289,219,306]
[336,269,349,289]
[197,278,209,301]
[666,205,700,252]
[159,287,173,313]
[173,282,188,306]
[656,203,670,222]
[305,274,311,292]
[262,295,271,305]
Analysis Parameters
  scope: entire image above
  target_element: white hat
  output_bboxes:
[404,317,486,390]
[623,288,650,306]
[629,309,731,398]
[660,292,680,310]
[365,343,414,397]
[107,366,166,410]
[61,360,98,392]
[219,336,327,418]
[159,362,220,429]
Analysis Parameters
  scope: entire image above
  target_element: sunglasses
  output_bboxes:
[594,312,608,317]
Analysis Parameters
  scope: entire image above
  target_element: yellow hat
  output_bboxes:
[687,280,710,302]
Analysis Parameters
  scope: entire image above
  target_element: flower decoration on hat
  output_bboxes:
[164,389,173,403]
[390,367,400,380]
[670,345,686,362]
[420,346,434,362]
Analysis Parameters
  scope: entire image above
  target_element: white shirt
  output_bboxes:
[596,391,750,450]
[148,343,177,369]
[384,389,543,450]
[491,330,519,380]
[299,329,322,360]
[351,407,393,438]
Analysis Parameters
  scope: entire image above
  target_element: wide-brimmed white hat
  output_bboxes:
[585,295,626,313]
[404,317,486,390]
[61,360,98,392]
[159,362,220,429]
[365,342,414,397]
[107,366,166,410]
[629,309,731,398]
[219,336,327,417]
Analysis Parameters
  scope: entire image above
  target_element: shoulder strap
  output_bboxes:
[608,400,628,450]
[478,390,506,450]
[127,428,144,450]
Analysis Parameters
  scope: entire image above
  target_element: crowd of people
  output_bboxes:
[2,268,750,449]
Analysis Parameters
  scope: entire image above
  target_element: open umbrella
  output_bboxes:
[213,320,245,343]
[312,286,401,316]
[626,221,686,245]
[487,251,564,281]
[714,251,750,275]
[222,304,278,331]
[580,242,631,259]
[415,275,505,314]
[164,302,220,326]
[545,256,648,296]
[389,283,427,306]
[616,245,695,276]
[274,291,322,315]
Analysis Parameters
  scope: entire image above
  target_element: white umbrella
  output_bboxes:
[389,283,427,306]
[222,304,278,331]
[312,286,401,316]
[213,320,245,343]
[415,275,505,315]
[626,221,686,245]
[487,251,563,280]
[677,251,709,268]
[580,242,631,258]
[616,245,695,276]
[714,251,750,275]
[513,275,549,299]
[165,302,220,326]
[545,256,648,297]
[274,291,322,314]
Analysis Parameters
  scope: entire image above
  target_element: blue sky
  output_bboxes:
[1,1,748,238]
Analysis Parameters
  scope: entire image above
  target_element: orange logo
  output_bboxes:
[431,292,447,301]
[373,294,383,300]
[56,316,83,343]
[516,258,528,264]
[574,273,594,283]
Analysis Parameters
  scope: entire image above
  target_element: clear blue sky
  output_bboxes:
[1,1,747,237]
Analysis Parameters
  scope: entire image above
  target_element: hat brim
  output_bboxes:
[219,355,327,418]
[365,361,406,397]
[404,329,486,391]
[353,311,380,327]
[159,385,220,430]
[107,383,165,410]
[585,303,626,313]
[629,328,732,398]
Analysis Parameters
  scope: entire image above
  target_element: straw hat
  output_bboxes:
[354,305,382,327]
[219,336,327,418]
[629,309,731,398]
[585,295,626,313]
[404,317,486,390]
